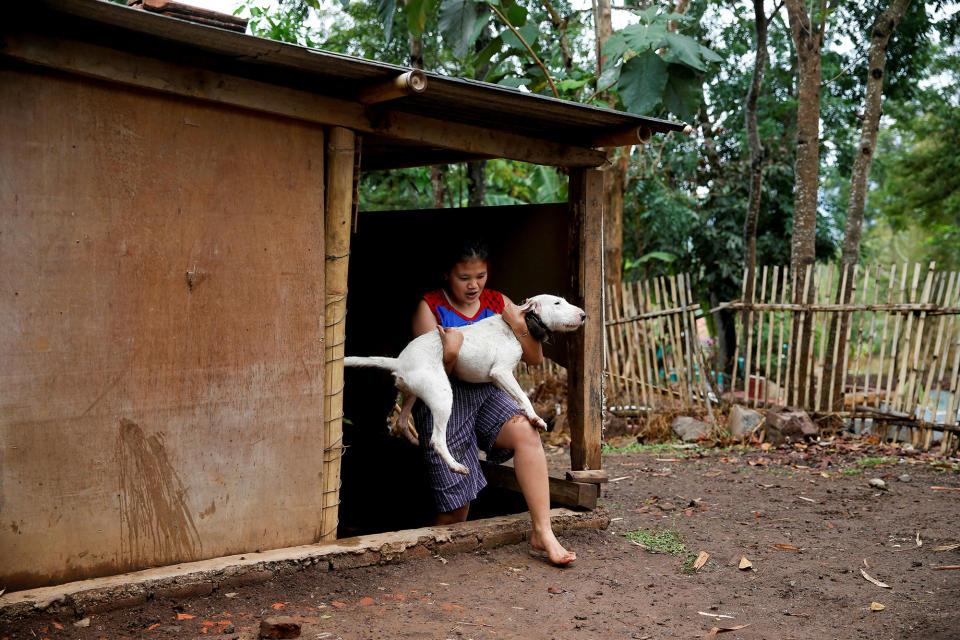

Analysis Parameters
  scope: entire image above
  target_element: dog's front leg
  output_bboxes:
[489,368,547,430]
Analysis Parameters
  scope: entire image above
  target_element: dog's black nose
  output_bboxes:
[580,313,586,320]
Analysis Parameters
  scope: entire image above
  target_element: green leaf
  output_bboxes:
[502,23,539,53]
[497,76,531,87]
[662,64,701,121]
[616,50,668,115]
[439,0,481,58]
[504,1,527,27]
[601,33,628,62]
[660,31,706,72]
[474,34,503,68]
[621,21,667,53]
[403,0,436,37]
[636,251,677,264]
[377,0,397,42]
[597,63,621,92]
[558,78,588,91]
[699,44,723,64]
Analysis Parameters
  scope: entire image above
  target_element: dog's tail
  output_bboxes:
[343,356,400,372]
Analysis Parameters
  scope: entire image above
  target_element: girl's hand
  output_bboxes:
[437,325,463,374]
[501,301,528,338]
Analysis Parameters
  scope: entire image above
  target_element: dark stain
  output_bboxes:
[9,521,19,534]
[199,500,216,519]
[117,419,202,567]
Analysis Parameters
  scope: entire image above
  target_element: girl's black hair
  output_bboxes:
[442,238,490,273]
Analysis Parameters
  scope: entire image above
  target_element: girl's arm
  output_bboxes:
[502,296,544,366]
[412,299,462,374]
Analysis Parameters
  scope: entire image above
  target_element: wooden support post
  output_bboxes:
[567,168,604,471]
[481,462,599,509]
[322,126,356,542]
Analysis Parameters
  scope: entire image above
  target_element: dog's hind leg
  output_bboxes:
[489,368,547,430]
[414,376,469,475]
[394,392,419,445]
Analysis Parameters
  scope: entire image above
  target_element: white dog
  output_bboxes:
[344,294,586,475]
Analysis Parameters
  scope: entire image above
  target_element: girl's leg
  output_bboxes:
[494,415,576,565]
[435,503,469,525]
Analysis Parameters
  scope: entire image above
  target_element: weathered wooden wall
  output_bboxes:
[0,66,328,590]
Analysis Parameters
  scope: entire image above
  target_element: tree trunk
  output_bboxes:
[409,30,447,209]
[743,0,770,304]
[824,0,912,411]
[785,0,827,406]
[466,16,492,208]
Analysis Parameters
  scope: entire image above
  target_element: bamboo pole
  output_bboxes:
[618,282,637,408]
[837,264,859,416]
[850,266,872,419]
[642,278,660,410]
[763,267,778,407]
[904,263,936,420]
[659,276,687,407]
[874,265,897,440]
[635,280,654,410]
[686,273,718,425]
[825,263,850,413]
[927,272,957,450]
[674,274,697,407]
[785,266,799,406]
[941,273,960,454]
[754,266,769,406]
[628,281,646,408]
[921,273,951,448]
[774,266,789,405]
[743,266,756,407]
[322,126,355,542]
[730,267,747,404]
[813,264,834,412]
[801,263,817,411]
[894,263,924,416]
[603,284,619,405]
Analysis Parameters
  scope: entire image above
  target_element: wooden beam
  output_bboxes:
[357,70,427,105]
[566,168,605,472]
[591,125,652,148]
[322,127,355,541]
[480,461,598,510]
[565,469,609,483]
[1,33,606,168]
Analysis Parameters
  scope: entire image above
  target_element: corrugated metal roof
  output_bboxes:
[16,0,686,168]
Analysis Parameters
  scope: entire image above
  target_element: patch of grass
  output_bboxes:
[624,526,687,556]
[680,552,702,574]
[841,467,864,476]
[930,461,959,473]
[856,457,899,467]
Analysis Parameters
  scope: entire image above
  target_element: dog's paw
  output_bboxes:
[450,462,470,475]
[531,415,548,430]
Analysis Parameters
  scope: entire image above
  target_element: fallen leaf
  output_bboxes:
[820,472,831,478]
[176,613,195,621]
[693,551,710,572]
[760,443,772,451]
[738,556,753,570]
[870,602,886,611]
[932,543,960,552]
[916,531,922,547]
[774,544,799,550]
[702,623,751,636]
[52,622,63,630]
[271,602,289,610]
[547,587,564,594]
[359,597,374,606]
[704,472,723,478]
[863,558,870,568]
[331,601,345,608]
[146,623,160,630]
[860,569,891,588]
[758,483,776,489]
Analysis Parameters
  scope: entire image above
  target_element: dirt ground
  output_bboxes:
[3,433,959,640]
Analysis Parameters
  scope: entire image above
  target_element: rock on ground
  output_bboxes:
[728,405,763,438]
[671,416,710,442]
[763,405,817,444]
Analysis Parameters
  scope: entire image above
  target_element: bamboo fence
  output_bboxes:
[602,264,960,452]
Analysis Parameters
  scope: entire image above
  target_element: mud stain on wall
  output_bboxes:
[117,419,202,567]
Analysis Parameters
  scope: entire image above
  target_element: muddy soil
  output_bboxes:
[3,435,959,640]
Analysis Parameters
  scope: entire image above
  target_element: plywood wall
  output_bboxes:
[0,66,327,590]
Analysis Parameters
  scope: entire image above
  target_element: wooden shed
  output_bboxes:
[0,0,683,591]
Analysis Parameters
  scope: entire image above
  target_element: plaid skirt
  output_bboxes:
[412,380,522,513]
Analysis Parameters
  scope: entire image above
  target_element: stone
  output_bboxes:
[868,478,887,490]
[898,474,911,483]
[728,405,763,438]
[671,416,710,442]
[259,616,301,638]
[763,406,818,444]
[73,618,91,628]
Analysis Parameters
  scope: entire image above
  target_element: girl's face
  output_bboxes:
[445,258,488,306]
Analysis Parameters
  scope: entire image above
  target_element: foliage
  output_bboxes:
[625,526,687,555]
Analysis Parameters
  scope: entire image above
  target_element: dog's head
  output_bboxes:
[517,295,586,342]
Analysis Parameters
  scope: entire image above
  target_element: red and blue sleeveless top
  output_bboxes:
[423,289,505,328]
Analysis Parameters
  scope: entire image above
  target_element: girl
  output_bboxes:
[409,240,576,566]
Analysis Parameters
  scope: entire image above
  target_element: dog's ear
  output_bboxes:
[517,298,542,315]
[524,312,552,343]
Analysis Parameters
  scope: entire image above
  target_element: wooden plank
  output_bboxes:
[1,33,607,169]
[481,462,599,509]
[566,168,604,471]
[566,469,611,483]
[322,127,355,542]
[0,69,327,589]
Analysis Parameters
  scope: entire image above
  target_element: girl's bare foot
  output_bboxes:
[530,529,576,566]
